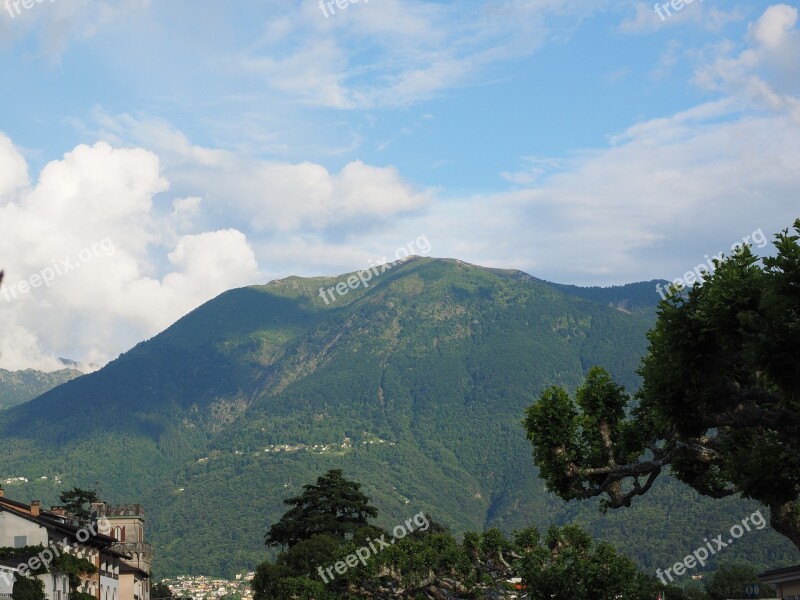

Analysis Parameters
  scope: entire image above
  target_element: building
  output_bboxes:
[760,565,800,600]
[91,503,152,600]
[0,489,151,600]
[0,559,18,599]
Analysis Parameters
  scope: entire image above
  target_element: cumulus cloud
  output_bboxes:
[0,138,260,371]
[0,121,434,370]
[91,111,433,233]
[693,4,800,119]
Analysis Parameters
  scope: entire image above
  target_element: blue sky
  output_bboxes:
[0,0,799,369]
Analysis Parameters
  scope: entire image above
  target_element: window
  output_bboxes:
[13,536,27,548]
[114,527,122,541]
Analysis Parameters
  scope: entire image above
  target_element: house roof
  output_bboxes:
[759,564,800,584]
[0,496,33,513]
[119,563,149,579]
[0,502,128,557]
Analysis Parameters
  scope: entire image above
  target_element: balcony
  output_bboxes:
[112,543,153,558]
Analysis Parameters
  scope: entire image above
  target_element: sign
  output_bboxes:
[744,583,760,598]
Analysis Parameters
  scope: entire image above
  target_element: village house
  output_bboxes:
[760,564,800,600]
[0,489,151,600]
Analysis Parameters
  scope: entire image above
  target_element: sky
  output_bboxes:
[0,0,799,370]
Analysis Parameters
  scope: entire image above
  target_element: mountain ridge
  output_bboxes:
[0,257,793,577]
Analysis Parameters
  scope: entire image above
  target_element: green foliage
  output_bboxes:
[265,469,379,549]
[271,576,330,600]
[59,487,98,522]
[50,553,97,591]
[705,564,775,600]
[252,562,294,600]
[0,545,96,588]
[524,385,582,498]
[150,582,174,600]
[11,576,45,600]
[371,532,472,585]
[0,546,49,575]
[277,535,342,576]
[638,221,800,534]
[0,368,82,411]
[519,524,659,600]
[525,219,800,549]
[257,472,689,600]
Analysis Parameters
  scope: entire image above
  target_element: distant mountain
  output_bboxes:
[536,278,669,313]
[0,258,793,578]
[0,367,84,410]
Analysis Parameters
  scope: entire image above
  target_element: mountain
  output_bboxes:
[0,367,84,410]
[0,257,794,578]
[535,278,670,313]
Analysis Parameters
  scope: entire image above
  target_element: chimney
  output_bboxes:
[50,506,66,516]
[31,500,40,517]
[0,487,4,497]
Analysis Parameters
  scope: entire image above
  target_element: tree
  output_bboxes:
[706,564,775,600]
[12,575,45,600]
[524,219,800,548]
[59,488,98,523]
[150,583,174,600]
[264,469,378,549]
[519,524,659,600]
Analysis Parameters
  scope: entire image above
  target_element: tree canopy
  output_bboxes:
[524,218,800,548]
[519,524,659,600]
[59,487,99,523]
[264,469,378,549]
[150,582,175,600]
[254,471,669,600]
[706,565,775,600]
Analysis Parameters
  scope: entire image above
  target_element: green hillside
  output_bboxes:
[0,367,84,410]
[0,258,795,578]
[537,278,670,313]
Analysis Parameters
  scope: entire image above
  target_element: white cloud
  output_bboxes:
[91,111,434,233]
[0,133,29,198]
[3,4,800,372]
[0,0,150,59]
[0,138,259,370]
[236,0,612,109]
[749,3,798,48]
[693,4,800,120]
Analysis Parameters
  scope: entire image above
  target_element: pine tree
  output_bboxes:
[264,469,378,549]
